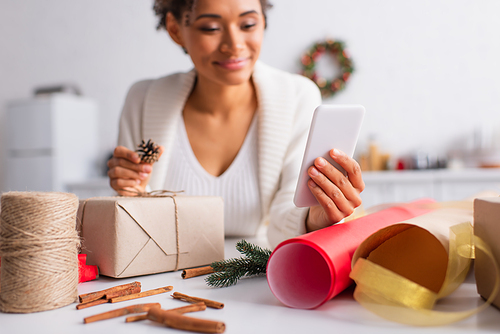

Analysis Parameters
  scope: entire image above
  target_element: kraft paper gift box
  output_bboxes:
[77,196,224,278]
[474,197,500,309]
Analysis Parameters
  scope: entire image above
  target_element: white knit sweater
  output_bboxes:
[165,114,262,237]
[117,61,322,248]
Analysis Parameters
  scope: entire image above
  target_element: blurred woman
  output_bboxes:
[107,0,364,247]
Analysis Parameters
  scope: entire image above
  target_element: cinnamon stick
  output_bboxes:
[105,285,141,299]
[125,314,148,322]
[172,292,224,309]
[147,307,225,333]
[76,298,109,310]
[110,286,173,303]
[170,302,207,314]
[77,283,142,309]
[182,266,214,279]
[83,303,160,324]
[125,302,206,322]
[78,281,141,304]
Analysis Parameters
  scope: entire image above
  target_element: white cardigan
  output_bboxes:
[117,61,322,248]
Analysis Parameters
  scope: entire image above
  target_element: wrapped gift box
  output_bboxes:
[77,196,224,278]
[474,197,500,309]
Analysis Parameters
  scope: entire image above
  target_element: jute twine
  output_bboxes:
[0,192,80,313]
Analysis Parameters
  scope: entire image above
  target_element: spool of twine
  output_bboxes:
[0,191,80,313]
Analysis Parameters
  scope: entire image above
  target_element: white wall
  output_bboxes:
[1,0,500,191]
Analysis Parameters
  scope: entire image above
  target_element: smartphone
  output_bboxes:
[293,104,365,207]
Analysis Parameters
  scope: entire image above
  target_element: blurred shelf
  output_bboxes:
[361,168,500,208]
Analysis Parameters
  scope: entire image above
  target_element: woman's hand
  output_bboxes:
[306,149,365,232]
[107,145,163,196]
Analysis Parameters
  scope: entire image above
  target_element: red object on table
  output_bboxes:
[78,254,99,283]
[1,255,98,283]
[266,199,435,309]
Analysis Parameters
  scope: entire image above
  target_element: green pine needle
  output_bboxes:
[235,239,272,266]
[205,239,271,288]
[205,271,242,288]
[210,257,252,272]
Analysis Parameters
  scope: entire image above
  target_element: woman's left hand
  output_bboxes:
[306,148,365,232]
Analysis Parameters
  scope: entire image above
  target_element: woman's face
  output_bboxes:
[169,0,265,87]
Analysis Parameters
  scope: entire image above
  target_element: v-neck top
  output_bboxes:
[163,114,262,237]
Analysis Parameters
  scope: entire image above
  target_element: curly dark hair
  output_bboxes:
[153,0,273,30]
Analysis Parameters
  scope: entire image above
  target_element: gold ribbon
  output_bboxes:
[350,222,500,326]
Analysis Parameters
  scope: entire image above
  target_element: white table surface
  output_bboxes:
[1,237,499,334]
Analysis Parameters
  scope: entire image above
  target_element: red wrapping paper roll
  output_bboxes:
[266,199,435,309]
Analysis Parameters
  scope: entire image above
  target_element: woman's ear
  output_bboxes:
[166,12,185,49]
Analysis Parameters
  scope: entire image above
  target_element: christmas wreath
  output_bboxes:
[300,39,354,98]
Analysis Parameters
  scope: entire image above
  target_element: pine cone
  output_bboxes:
[136,139,160,163]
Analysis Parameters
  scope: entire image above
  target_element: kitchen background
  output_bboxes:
[1,0,500,205]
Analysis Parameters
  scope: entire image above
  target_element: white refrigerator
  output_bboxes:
[5,94,98,192]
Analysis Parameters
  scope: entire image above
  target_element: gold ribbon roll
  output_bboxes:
[350,211,499,326]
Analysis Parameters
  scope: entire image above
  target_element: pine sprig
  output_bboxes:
[206,258,263,288]
[236,239,272,266]
[205,271,240,288]
[205,240,271,288]
[210,257,251,272]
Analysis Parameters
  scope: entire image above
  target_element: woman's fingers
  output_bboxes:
[329,149,365,192]
[307,180,345,224]
[305,149,365,230]
[108,167,142,194]
[312,157,361,207]
[307,167,354,220]
[108,165,149,182]
[108,157,152,176]
[109,176,140,190]
[113,146,141,164]
[107,145,162,195]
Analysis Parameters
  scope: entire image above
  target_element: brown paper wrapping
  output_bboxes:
[474,197,500,309]
[77,196,224,278]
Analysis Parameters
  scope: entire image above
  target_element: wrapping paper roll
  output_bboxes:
[348,203,498,326]
[266,199,435,309]
[351,206,474,297]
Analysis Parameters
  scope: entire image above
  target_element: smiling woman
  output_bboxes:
[107,0,365,247]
